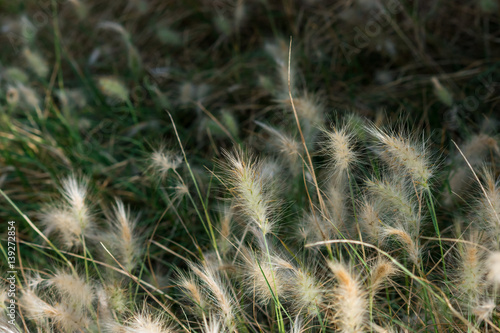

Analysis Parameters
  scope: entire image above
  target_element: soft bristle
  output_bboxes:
[149,147,182,180]
[369,259,397,294]
[240,249,288,305]
[222,149,277,236]
[189,261,235,329]
[367,124,432,190]
[328,261,367,333]
[322,122,358,183]
[108,199,140,271]
[289,267,324,316]
[47,270,94,309]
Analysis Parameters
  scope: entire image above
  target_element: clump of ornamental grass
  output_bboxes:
[11,110,500,332]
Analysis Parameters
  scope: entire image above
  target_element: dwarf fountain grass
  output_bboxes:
[328,261,367,333]
[288,265,324,317]
[46,270,95,309]
[177,271,208,316]
[366,124,433,191]
[5,113,500,332]
[3,0,500,330]
[221,149,278,237]
[240,247,289,306]
[321,121,359,184]
[189,261,236,331]
[39,176,94,249]
[103,199,140,272]
[357,198,384,244]
[20,288,91,331]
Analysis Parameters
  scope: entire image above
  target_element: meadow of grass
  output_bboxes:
[0,0,500,332]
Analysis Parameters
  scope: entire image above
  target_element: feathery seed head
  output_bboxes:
[453,241,486,303]
[177,271,207,314]
[322,123,358,182]
[47,271,94,309]
[16,82,40,110]
[3,67,29,83]
[473,299,496,323]
[358,199,383,243]
[298,212,335,244]
[61,176,89,218]
[125,310,176,333]
[447,134,499,204]
[221,149,277,235]
[380,226,421,265]
[328,261,367,333]
[217,205,234,255]
[40,201,91,249]
[365,177,419,229]
[241,249,291,305]
[149,148,182,180]
[476,169,500,233]
[369,259,397,294]
[202,314,227,333]
[20,289,90,331]
[256,121,302,170]
[289,315,303,333]
[104,199,140,271]
[265,39,295,96]
[431,77,453,107]
[290,267,324,315]
[40,175,96,247]
[324,180,346,231]
[102,283,129,314]
[189,262,235,329]
[367,124,433,190]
